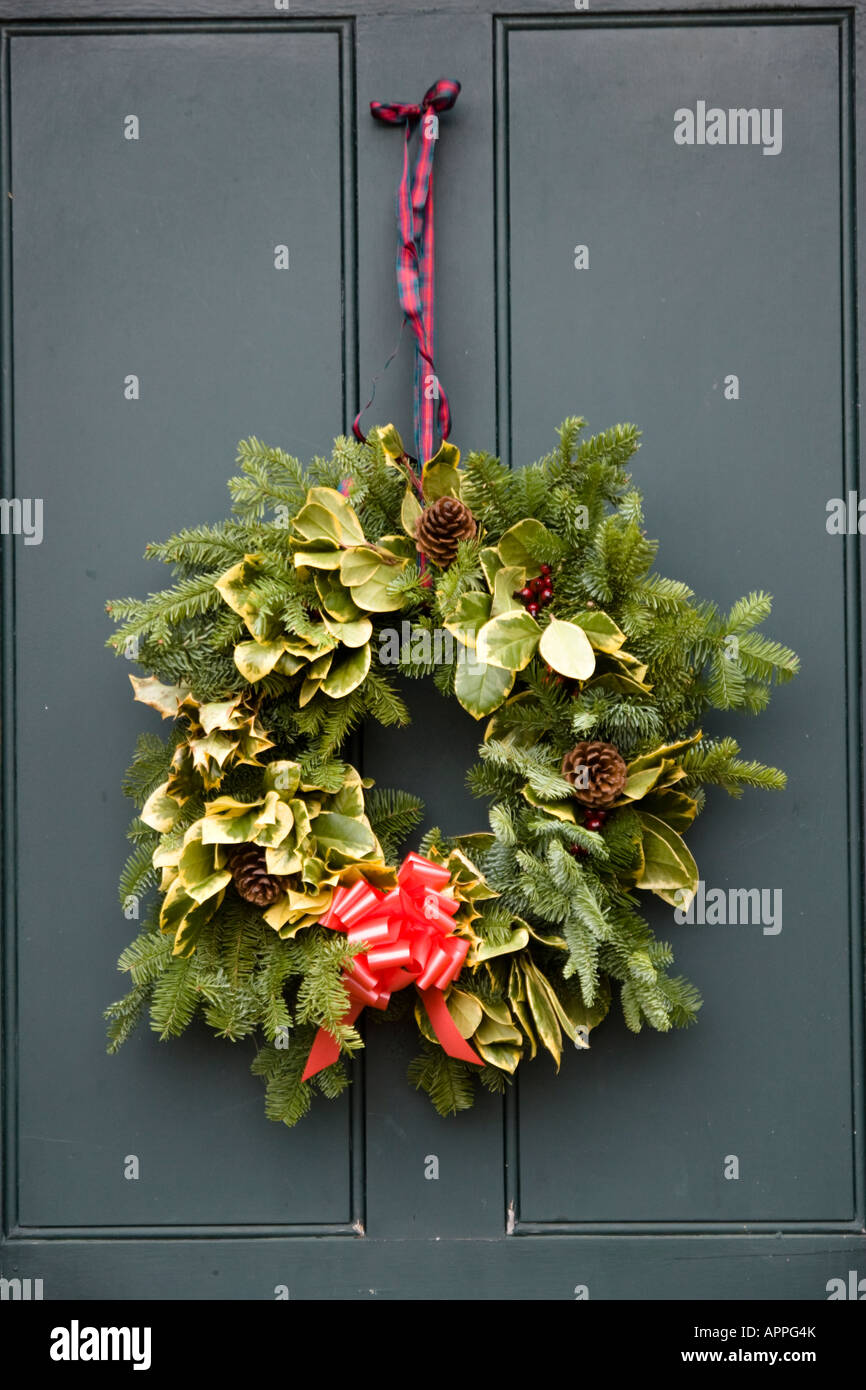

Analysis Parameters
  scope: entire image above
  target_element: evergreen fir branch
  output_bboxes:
[117,926,175,986]
[635,574,695,609]
[118,841,159,907]
[144,521,260,572]
[251,1034,314,1128]
[705,651,746,710]
[213,901,266,989]
[105,983,152,1053]
[478,739,573,802]
[556,415,587,470]
[680,737,787,795]
[459,451,523,533]
[433,541,484,614]
[312,1058,351,1099]
[149,957,199,1038]
[253,935,296,1042]
[288,930,363,1052]
[574,422,641,472]
[477,1063,509,1095]
[366,786,425,861]
[656,971,703,1028]
[121,732,174,804]
[199,970,260,1041]
[106,573,226,647]
[407,1040,477,1116]
[228,437,309,520]
[362,666,412,728]
[297,754,348,794]
[734,631,800,684]
[725,590,773,634]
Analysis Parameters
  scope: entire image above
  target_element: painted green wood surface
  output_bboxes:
[1,2,862,1299]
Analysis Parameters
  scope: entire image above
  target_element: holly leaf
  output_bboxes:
[497,518,556,576]
[626,732,703,776]
[572,609,627,654]
[233,639,287,683]
[444,590,493,649]
[475,610,541,671]
[292,548,342,571]
[312,811,378,862]
[454,659,515,718]
[140,781,184,833]
[538,617,596,680]
[321,644,372,698]
[214,556,272,641]
[129,675,191,719]
[421,442,462,501]
[480,546,503,591]
[635,812,699,909]
[401,489,423,537]
[292,487,366,547]
[491,565,526,617]
[639,788,699,832]
[339,547,383,588]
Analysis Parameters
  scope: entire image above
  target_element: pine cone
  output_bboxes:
[562,740,628,808]
[228,843,289,907]
[415,496,477,568]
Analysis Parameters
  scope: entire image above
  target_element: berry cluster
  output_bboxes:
[517,563,554,618]
[568,806,608,858]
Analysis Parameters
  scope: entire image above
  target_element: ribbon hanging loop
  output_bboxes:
[354,78,460,466]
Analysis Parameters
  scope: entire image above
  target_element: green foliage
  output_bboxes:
[106,416,796,1124]
[408,1040,476,1116]
[366,786,425,862]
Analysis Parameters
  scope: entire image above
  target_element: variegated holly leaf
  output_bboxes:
[476,610,541,671]
[233,639,288,683]
[571,609,628,654]
[635,811,699,909]
[130,675,191,719]
[454,658,515,719]
[443,590,492,649]
[421,441,462,502]
[639,788,699,831]
[538,617,596,681]
[496,518,559,576]
[140,781,185,833]
[292,487,366,548]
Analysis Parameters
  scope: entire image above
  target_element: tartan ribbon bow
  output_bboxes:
[354,78,461,467]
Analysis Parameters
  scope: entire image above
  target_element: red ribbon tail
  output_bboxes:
[301,999,365,1083]
[418,986,483,1067]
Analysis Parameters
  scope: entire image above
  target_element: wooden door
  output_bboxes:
[2,0,863,1300]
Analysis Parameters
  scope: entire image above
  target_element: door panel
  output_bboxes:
[501,17,855,1227]
[9,25,359,1230]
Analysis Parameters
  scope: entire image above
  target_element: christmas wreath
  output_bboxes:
[105,417,798,1123]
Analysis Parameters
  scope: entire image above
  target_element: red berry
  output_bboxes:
[540,564,552,576]
[585,815,603,832]
[527,602,540,618]
[519,586,533,601]
[568,843,588,858]
[539,586,553,604]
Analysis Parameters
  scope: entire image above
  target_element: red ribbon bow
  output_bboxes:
[301,851,482,1081]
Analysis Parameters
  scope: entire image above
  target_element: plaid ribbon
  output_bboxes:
[354,78,460,467]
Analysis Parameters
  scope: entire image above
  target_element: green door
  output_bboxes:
[2,0,863,1299]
